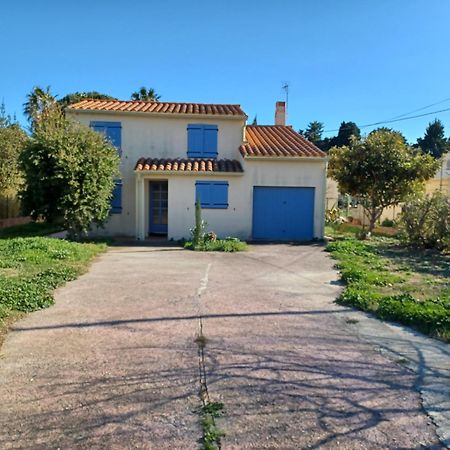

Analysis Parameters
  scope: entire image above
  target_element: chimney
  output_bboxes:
[275,101,286,126]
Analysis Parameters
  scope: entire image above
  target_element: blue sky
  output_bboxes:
[1,0,449,142]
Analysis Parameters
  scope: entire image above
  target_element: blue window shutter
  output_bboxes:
[111,181,122,214]
[188,125,204,157]
[203,125,218,157]
[195,181,228,209]
[195,181,211,207]
[90,121,122,154]
[211,181,228,208]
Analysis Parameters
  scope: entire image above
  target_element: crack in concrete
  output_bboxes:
[195,263,224,449]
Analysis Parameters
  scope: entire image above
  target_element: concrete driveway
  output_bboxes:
[0,244,444,449]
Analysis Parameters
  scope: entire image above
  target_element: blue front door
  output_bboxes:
[252,187,315,241]
[149,182,168,234]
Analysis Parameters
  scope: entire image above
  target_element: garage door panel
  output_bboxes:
[252,187,315,241]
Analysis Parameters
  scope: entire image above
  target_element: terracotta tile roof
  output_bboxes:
[240,125,326,158]
[67,100,246,117]
[135,158,244,173]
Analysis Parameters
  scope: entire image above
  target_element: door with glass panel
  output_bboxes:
[149,181,168,234]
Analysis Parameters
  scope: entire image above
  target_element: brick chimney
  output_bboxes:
[275,101,286,126]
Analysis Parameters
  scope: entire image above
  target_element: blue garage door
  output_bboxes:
[252,187,315,241]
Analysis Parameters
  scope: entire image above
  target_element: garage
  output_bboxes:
[252,186,315,241]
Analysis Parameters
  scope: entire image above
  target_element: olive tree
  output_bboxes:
[328,129,439,232]
[20,107,120,238]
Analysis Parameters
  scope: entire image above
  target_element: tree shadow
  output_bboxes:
[378,244,450,278]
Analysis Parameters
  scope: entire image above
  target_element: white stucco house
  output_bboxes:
[66,99,327,241]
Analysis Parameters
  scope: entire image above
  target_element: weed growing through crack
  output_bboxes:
[200,402,225,450]
[195,334,208,349]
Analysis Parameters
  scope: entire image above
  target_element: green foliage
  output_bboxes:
[327,236,450,341]
[0,237,104,312]
[417,119,450,159]
[399,191,450,250]
[325,207,343,224]
[0,102,28,198]
[200,402,225,450]
[328,129,439,231]
[332,121,361,148]
[185,237,247,252]
[0,222,62,238]
[381,218,396,227]
[131,87,161,101]
[192,198,207,246]
[58,91,117,107]
[301,121,324,147]
[20,109,120,238]
[23,85,57,127]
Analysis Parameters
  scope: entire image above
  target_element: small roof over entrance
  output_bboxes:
[135,158,244,173]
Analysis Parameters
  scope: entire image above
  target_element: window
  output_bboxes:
[187,124,218,158]
[90,121,123,214]
[90,121,122,155]
[195,181,228,209]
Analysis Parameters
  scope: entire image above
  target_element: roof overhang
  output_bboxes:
[242,156,328,162]
[66,108,247,121]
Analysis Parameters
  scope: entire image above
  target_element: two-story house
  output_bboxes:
[65,100,327,241]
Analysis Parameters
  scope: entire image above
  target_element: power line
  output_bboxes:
[323,106,450,134]
[386,96,450,120]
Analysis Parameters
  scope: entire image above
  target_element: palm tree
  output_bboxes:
[131,87,161,102]
[23,86,57,124]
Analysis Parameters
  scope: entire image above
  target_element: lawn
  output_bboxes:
[326,224,450,341]
[0,223,105,348]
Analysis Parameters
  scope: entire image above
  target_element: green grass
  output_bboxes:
[0,229,105,347]
[326,225,450,341]
[185,237,247,252]
[0,222,62,239]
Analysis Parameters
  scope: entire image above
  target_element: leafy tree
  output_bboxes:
[20,108,120,238]
[0,102,28,197]
[302,121,324,146]
[58,91,117,107]
[331,121,361,147]
[416,119,449,159]
[328,129,439,232]
[131,87,161,101]
[23,86,57,126]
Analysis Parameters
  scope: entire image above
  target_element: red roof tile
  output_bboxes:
[67,100,246,117]
[135,158,244,173]
[240,125,326,158]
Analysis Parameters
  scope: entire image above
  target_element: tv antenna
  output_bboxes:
[282,82,289,112]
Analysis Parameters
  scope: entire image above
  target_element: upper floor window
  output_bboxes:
[90,121,123,214]
[187,124,218,158]
[90,121,122,155]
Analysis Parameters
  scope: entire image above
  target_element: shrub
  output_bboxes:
[399,192,450,250]
[381,218,396,227]
[184,236,247,252]
[325,207,343,224]
[20,108,120,239]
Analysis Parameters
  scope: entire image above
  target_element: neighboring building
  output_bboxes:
[426,151,450,195]
[66,100,327,241]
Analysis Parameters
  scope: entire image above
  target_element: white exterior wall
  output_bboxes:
[66,110,326,240]
[157,158,326,240]
[66,111,245,237]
